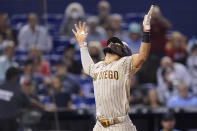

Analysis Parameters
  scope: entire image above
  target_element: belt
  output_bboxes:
[97,115,128,128]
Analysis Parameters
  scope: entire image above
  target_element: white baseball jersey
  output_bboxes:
[88,55,139,119]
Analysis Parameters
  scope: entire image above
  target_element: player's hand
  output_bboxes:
[72,21,87,44]
[143,5,154,31]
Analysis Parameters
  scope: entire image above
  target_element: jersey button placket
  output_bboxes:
[97,93,102,106]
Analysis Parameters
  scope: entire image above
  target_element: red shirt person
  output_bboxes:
[150,6,171,56]
[165,31,187,64]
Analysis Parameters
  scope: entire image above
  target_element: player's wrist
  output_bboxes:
[142,31,150,43]
[143,28,150,32]
[79,42,87,48]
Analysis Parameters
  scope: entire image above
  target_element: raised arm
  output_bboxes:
[132,5,154,68]
[72,22,94,75]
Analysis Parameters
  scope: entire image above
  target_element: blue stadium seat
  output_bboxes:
[13,50,28,65]
[124,12,145,24]
[11,14,27,25]
[49,53,63,66]
[121,22,129,31]
[45,23,59,36]
[42,13,63,24]
[42,14,64,36]
[52,37,71,52]
[11,14,27,32]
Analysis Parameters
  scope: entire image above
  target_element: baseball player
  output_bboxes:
[72,5,154,131]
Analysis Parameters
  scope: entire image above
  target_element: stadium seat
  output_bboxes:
[124,12,145,23]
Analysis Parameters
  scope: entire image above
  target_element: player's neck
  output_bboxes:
[104,53,120,64]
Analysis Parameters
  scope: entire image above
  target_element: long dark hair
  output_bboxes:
[6,67,20,81]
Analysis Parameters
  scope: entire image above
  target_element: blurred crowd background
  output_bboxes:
[0,0,197,131]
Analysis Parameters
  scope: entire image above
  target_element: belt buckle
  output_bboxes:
[99,119,109,127]
[113,118,120,124]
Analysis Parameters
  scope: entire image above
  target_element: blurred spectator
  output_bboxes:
[0,35,4,54]
[167,81,197,107]
[78,74,94,99]
[137,55,159,84]
[88,41,104,63]
[0,67,29,131]
[0,40,18,81]
[105,26,114,39]
[124,22,142,54]
[157,67,175,104]
[72,89,87,109]
[20,59,34,84]
[110,14,126,39]
[54,61,80,95]
[165,31,187,64]
[97,0,111,29]
[86,16,106,43]
[145,88,163,108]
[48,77,72,108]
[150,6,171,56]
[100,26,114,47]
[63,44,82,74]
[0,13,17,45]
[157,56,191,91]
[187,37,197,53]
[187,44,197,94]
[20,59,34,93]
[129,76,144,106]
[18,13,52,51]
[160,113,180,131]
[59,2,85,38]
[21,76,38,100]
[20,58,45,97]
[27,47,50,77]
[0,34,3,43]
